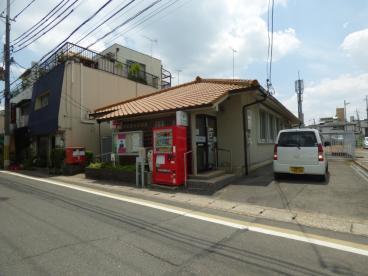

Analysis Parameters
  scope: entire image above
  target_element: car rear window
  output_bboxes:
[278,131,318,147]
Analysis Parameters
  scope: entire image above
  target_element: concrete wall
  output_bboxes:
[58,61,158,154]
[101,44,162,84]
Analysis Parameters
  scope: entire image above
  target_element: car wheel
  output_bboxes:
[319,173,327,182]
[274,173,281,180]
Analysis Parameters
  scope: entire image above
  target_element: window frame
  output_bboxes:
[34,91,50,111]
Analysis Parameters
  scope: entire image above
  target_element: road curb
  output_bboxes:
[353,159,368,173]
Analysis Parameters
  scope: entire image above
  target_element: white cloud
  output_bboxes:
[10,0,299,84]
[283,73,368,124]
[341,28,368,68]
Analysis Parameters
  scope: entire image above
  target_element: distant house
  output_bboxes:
[92,77,299,177]
[10,42,172,165]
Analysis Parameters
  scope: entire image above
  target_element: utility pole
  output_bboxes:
[3,0,11,168]
[365,95,368,121]
[344,100,350,132]
[356,109,361,134]
[230,47,237,80]
[295,72,304,126]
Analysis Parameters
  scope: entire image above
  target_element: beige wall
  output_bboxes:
[58,61,158,154]
[190,91,292,175]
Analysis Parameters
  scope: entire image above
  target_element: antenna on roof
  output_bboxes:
[229,46,237,80]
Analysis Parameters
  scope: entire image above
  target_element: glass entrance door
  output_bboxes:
[195,115,217,172]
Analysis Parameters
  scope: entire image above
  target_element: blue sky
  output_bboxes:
[1,0,368,124]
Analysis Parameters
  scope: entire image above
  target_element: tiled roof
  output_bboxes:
[93,77,260,120]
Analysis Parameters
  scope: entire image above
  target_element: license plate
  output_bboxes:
[289,167,304,174]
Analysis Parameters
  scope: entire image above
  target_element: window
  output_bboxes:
[35,92,49,110]
[269,114,275,141]
[278,131,317,147]
[260,110,267,141]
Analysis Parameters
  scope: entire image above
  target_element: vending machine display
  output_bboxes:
[152,126,187,186]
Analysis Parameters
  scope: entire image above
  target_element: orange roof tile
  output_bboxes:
[93,77,260,120]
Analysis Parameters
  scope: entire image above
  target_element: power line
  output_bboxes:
[13,0,37,21]
[13,0,78,48]
[75,0,136,45]
[4,0,115,93]
[85,0,162,50]
[13,59,27,69]
[104,0,179,46]
[13,0,81,52]
[12,0,70,43]
[37,0,114,63]
[0,0,15,17]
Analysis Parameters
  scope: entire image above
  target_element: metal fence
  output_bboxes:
[11,42,163,97]
[321,132,355,159]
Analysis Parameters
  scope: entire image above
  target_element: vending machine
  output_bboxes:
[152,126,187,186]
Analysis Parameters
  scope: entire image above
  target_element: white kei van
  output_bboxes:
[273,129,328,181]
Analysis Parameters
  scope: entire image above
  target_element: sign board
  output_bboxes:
[176,111,188,126]
[113,131,143,156]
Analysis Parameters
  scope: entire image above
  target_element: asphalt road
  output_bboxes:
[0,172,367,275]
[217,160,368,220]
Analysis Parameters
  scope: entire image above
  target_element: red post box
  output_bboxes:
[65,147,86,165]
[152,126,187,186]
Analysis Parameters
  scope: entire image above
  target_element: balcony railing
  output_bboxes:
[11,42,165,97]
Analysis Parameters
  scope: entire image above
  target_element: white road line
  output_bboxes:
[1,170,368,257]
[351,164,368,183]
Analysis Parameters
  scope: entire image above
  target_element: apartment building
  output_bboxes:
[10,42,171,165]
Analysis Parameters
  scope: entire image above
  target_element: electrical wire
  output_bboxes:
[13,0,79,48]
[37,0,114,63]
[13,59,27,69]
[0,0,16,17]
[86,0,162,50]
[13,0,81,52]
[13,0,37,21]
[5,0,114,93]
[104,0,181,45]
[12,0,70,43]
[75,0,136,45]
[14,0,79,47]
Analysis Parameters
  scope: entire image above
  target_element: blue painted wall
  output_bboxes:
[28,63,65,136]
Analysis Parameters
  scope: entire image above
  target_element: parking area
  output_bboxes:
[215,160,368,221]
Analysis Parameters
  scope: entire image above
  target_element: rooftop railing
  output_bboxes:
[11,42,164,97]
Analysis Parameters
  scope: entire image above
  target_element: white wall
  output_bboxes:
[101,44,162,84]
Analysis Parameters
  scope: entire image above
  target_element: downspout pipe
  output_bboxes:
[242,90,268,175]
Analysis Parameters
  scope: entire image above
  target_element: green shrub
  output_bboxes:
[87,162,136,172]
[87,162,103,169]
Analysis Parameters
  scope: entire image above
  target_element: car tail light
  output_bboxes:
[273,144,278,160]
[318,144,324,161]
